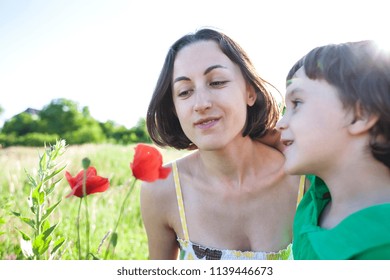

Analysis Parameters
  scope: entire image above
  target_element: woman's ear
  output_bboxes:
[348,103,379,135]
[246,84,257,106]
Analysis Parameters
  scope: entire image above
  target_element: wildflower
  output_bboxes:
[65,167,110,198]
[65,159,110,259]
[105,144,171,258]
[130,143,171,182]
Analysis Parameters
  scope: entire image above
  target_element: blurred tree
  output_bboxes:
[64,122,106,144]
[0,105,4,132]
[2,112,39,136]
[39,98,86,135]
[130,118,151,143]
[0,99,150,146]
[100,120,128,143]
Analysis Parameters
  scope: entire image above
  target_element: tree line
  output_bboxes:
[0,99,151,147]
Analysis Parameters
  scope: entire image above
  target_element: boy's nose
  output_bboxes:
[276,116,288,131]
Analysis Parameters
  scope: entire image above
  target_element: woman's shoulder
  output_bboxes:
[171,151,199,177]
[254,141,285,166]
[254,142,300,188]
[140,162,178,224]
[140,152,197,199]
[141,163,175,195]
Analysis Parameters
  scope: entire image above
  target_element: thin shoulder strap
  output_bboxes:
[172,161,190,241]
[296,175,306,207]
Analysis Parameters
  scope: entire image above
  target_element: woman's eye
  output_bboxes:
[209,80,228,87]
[178,89,192,97]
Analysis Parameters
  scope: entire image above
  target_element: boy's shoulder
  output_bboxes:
[309,202,390,259]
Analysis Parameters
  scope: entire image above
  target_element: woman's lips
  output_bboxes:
[195,119,218,129]
[194,118,219,129]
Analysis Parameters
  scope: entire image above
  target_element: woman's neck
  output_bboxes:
[195,139,284,188]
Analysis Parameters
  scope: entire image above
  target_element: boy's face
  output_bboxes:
[277,67,351,177]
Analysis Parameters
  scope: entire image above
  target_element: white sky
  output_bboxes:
[1,0,389,128]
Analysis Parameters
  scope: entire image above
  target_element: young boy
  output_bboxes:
[277,40,390,259]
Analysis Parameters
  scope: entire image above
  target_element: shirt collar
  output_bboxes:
[308,204,390,259]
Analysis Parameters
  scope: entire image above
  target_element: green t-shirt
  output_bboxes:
[293,175,390,260]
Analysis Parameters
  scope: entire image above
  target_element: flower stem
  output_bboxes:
[104,178,137,259]
[84,196,90,259]
[82,169,90,260]
[77,198,82,260]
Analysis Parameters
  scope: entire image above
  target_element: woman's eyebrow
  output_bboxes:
[173,76,190,84]
[204,64,227,75]
[173,64,227,84]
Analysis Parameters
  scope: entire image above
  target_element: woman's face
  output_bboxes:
[171,41,256,151]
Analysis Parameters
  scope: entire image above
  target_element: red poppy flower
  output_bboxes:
[65,167,110,198]
[130,144,171,182]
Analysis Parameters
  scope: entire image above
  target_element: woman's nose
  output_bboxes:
[193,88,212,112]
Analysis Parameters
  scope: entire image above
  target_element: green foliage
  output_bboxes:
[0,196,22,260]
[0,143,186,259]
[1,99,151,147]
[99,119,151,145]
[0,132,59,147]
[20,133,59,147]
[2,112,40,136]
[129,118,151,143]
[64,123,106,145]
[39,99,86,135]
[0,133,15,147]
[11,139,67,259]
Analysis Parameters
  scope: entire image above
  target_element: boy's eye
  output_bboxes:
[291,99,302,108]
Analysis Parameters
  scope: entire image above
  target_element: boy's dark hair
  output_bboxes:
[287,40,390,167]
[146,28,280,150]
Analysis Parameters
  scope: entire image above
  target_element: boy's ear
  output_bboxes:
[348,103,379,135]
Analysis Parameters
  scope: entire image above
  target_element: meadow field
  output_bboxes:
[0,143,188,260]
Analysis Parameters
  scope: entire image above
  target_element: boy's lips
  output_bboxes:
[281,139,294,146]
[280,138,294,153]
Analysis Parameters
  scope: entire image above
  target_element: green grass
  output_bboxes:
[0,143,187,260]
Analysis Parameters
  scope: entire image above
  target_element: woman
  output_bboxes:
[140,28,303,260]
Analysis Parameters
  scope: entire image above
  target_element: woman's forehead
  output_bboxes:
[173,41,233,76]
